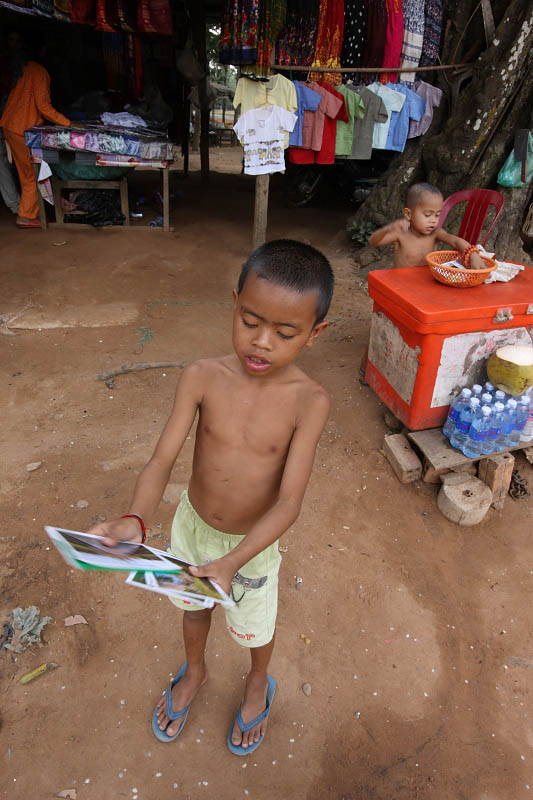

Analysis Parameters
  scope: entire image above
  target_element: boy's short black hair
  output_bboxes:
[237,239,334,324]
[406,182,443,209]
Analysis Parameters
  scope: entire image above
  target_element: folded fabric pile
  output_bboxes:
[25,124,173,161]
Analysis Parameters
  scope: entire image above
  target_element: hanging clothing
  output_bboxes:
[407,79,442,137]
[311,0,344,86]
[366,82,404,149]
[419,0,442,69]
[381,0,404,83]
[234,104,296,174]
[276,0,319,67]
[384,82,425,151]
[220,0,260,65]
[290,81,322,147]
[334,85,365,156]
[251,0,287,77]
[233,74,297,147]
[340,0,367,71]
[347,85,388,159]
[289,81,347,164]
[362,0,388,70]
[399,0,426,84]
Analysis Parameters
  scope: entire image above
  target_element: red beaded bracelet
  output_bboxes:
[121,513,147,543]
[462,245,478,268]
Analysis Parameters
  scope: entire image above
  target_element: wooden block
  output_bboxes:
[422,460,477,484]
[478,453,515,510]
[383,433,423,484]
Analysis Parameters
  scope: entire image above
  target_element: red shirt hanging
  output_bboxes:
[289,81,348,165]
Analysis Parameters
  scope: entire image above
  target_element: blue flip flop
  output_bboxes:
[227,674,276,756]
[152,662,191,743]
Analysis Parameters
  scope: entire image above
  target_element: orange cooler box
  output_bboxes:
[366,266,533,431]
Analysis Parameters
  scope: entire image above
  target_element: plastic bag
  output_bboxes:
[497,133,533,188]
[176,32,205,85]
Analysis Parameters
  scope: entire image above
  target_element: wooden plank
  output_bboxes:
[119,176,130,226]
[58,179,122,189]
[162,166,170,231]
[408,428,531,471]
[252,174,270,249]
[33,163,48,229]
[50,176,64,224]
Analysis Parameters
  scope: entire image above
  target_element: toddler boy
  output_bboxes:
[368,182,485,269]
[90,240,333,755]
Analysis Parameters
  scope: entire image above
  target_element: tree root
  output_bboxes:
[96,361,185,389]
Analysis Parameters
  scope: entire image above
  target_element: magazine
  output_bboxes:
[45,525,233,607]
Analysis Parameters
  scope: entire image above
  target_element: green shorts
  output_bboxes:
[169,491,282,648]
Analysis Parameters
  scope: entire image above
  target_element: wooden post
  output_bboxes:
[191,0,209,184]
[162,166,170,231]
[252,174,270,249]
[120,176,130,226]
[33,163,48,229]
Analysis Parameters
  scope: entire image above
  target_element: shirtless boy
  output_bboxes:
[90,239,333,755]
[368,182,485,269]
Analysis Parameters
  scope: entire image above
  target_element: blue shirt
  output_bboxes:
[290,81,322,147]
[384,83,425,152]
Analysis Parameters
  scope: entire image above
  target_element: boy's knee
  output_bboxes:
[184,607,214,622]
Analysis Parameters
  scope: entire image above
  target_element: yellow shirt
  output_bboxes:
[233,75,297,148]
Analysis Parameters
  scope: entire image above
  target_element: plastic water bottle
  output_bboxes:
[508,396,530,446]
[471,384,483,398]
[484,381,495,395]
[520,389,533,442]
[482,401,505,455]
[450,397,480,450]
[494,399,518,451]
[481,392,492,406]
[493,390,506,405]
[463,405,492,458]
[443,388,472,439]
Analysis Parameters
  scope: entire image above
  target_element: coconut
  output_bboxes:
[486,345,533,396]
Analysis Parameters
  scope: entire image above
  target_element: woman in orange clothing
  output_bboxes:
[0,42,70,228]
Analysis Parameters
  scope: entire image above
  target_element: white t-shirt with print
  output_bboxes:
[233,105,297,176]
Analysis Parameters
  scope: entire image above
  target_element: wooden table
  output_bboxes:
[32,161,172,232]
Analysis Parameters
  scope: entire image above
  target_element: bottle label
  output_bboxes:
[501,421,514,435]
[449,407,461,422]
[456,419,471,433]
[488,427,499,439]
[469,428,487,442]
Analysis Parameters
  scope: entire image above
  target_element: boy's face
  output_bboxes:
[403,191,443,236]
[232,273,327,377]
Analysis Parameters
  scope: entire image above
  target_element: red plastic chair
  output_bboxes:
[438,189,505,247]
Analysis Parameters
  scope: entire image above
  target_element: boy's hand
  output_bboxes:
[469,251,485,270]
[190,556,237,597]
[87,518,143,547]
[394,218,410,234]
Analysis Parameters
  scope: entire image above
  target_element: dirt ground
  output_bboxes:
[1,147,532,800]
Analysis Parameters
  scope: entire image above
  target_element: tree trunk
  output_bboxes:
[350,0,533,264]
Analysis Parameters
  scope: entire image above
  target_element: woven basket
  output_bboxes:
[426,250,498,287]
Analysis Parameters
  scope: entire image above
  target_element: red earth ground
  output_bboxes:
[1,148,532,800]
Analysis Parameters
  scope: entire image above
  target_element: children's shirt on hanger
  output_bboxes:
[347,85,388,160]
[233,74,297,147]
[335,84,365,156]
[384,83,425,151]
[367,82,405,149]
[233,104,297,175]
[289,81,348,164]
[408,80,443,137]
[297,81,342,151]
[290,81,322,147]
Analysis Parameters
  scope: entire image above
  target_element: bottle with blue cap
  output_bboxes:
[482,401,505,455]
[463,405,492,458]
[450,397,480,450]
[494,398,518,451]
[443,388,472,439]
[508,396,531,446]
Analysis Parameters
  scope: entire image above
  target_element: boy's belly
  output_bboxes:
[187,457,283,535]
